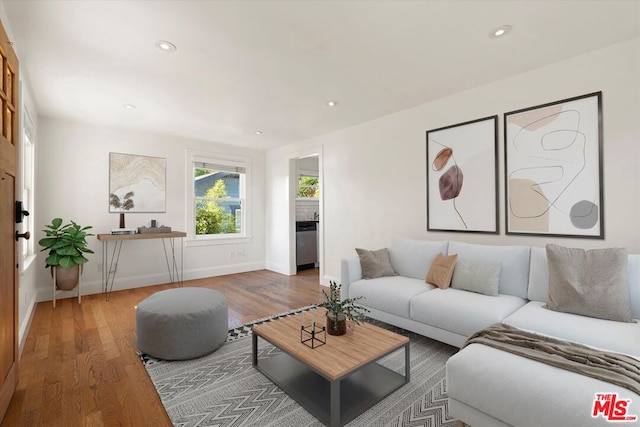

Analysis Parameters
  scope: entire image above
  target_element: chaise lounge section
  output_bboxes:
[447,246,640,427]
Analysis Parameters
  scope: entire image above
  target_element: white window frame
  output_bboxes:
[185,150,251,246]
[20,107,36,271]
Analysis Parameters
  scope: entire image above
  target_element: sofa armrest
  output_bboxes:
[341,257,362,300]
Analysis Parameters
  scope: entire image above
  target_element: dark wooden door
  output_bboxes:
[0,20,19,422]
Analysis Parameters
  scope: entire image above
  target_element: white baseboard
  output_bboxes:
[322,274,340,286]
[35,261,267,302]
[18,294,37,358]
[265,261,292,275]
[183,261,266,281]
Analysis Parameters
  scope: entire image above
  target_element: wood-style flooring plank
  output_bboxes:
[1,268,324,426]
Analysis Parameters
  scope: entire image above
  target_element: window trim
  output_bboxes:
[20,107,36,272]
[186,149,251,246]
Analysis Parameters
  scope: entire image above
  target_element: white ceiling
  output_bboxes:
[4,0,639,150]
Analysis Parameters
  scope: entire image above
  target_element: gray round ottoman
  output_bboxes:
[136,287,228,360]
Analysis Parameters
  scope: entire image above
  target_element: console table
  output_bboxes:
[97,231,186,300]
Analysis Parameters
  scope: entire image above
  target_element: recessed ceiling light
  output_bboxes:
[123,104,136,109]
[327,100,338,107]
[254,130,263,135]
[155,40,177,52]
[489,25,512,38]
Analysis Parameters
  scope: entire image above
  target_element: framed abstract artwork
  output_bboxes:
[109,152,166,213]
[426,115,498,233]
[504,92,603,238]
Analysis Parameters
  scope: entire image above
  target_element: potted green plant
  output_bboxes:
[316,281,370,335]
[39,218,94,290]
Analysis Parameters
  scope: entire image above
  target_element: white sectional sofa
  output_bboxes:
[341,238,640,427]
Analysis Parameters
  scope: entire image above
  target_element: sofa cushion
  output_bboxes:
[503,301,640,357]
[355,247,396,279]
[451,259,501,296]
[447,343,640,427]
[349,276,434,318]
[527,246,549,302]
[529,251,640,320]
[410,288,526,337]
[426,253,458,289]
[546,244,632,322]
[448,241,530,299]
[388,238,449,280]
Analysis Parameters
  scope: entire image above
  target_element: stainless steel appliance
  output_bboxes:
[296,221,317,271]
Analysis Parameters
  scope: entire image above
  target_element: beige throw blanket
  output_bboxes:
[463,323,640,396]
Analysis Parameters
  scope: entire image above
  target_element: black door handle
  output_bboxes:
[16,231,30,241]
[15,201,30,223]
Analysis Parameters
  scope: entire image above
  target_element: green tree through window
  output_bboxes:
[191,157,246,238]
[298,176,319,198]
[195,179,238,235]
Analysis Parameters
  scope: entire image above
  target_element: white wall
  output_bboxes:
[265,151,292,274]
[266,38,640,283]
[35,118,266,301]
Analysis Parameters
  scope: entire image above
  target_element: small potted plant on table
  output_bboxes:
[316,281,370,336]
[109,191,134,228]
[39,218,94,290]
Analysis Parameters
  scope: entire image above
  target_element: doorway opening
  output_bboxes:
[289,152,322,281]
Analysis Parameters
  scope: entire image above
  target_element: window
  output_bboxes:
[297,175,319,198]
[187,152,249,242]
[20,109,36,268]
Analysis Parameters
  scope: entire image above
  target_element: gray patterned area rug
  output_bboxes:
[141,308,460,427]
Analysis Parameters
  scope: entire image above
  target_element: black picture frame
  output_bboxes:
[426,115,499,233]
[504,92,604,238]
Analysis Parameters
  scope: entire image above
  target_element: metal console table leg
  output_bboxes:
[103,239,123,301]
[98,232,186,301]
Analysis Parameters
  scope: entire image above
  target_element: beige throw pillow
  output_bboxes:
[546,243,632,322]
[355,248,397,279]
[426,253,458,289]
[451,259,501,296]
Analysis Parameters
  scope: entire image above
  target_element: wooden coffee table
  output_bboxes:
[252,309,410,426]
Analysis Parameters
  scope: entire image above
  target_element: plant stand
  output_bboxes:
[52,266,82,308]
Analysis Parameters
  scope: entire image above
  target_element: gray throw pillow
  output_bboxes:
[355,248,397,279]
[546,243,632,322]
[451,259,501,296]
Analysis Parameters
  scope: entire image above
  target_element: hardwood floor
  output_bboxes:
[2,268,325,426]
